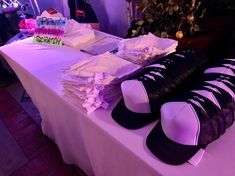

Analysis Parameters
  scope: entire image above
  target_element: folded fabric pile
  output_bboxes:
[63,19,95,47]
[62,52,140,113]
[116,33,178,65]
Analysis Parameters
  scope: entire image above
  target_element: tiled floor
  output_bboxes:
[0,86,85,176]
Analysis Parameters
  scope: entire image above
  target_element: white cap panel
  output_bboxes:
[161,102,200,145]
[121,80,151,113]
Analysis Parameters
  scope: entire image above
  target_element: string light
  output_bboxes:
[12,2,19,8]
[2,4,7,8]
[1,0,40,16]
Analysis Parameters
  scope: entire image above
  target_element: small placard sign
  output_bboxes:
[33,16,67,46]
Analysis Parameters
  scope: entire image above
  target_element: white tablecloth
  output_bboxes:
[1,34,235,176]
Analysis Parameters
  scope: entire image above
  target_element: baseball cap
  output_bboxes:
[146,65,235,165]
[112,50,207,129]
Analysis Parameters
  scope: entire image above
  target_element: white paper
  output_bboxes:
[81,36,121,55]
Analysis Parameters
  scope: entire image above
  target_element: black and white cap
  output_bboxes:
[147,60,235,165]
[112,50,207,129]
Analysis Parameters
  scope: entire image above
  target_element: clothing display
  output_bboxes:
[1,4,235,171]
[116,33,178,66]
[62,52,140,113]
[112,50,208,129]
[147,58,235,165]
[1,29,235,175]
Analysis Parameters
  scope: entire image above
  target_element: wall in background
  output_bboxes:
[35,0,58,15]
[89,0,129,37]
[32,0,129,37]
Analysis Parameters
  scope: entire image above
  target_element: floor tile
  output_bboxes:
[0,120,28,176]
[0,87,84,176]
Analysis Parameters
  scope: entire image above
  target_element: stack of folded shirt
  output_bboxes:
[62,52,140,113]
[63,19,95,47]
[116,32,178,65]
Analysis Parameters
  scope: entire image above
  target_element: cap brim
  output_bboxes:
[146,122,204,165]
[111,99,158,129]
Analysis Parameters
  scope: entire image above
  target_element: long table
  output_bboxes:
[1,32,235,176]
